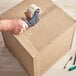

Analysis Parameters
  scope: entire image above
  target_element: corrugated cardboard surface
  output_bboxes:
[0,0,76,76]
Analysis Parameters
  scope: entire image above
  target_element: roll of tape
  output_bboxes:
[26,4,41,18]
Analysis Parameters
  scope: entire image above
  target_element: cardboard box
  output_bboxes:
[0,0,76,76]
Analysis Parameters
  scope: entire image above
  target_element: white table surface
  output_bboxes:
[44,51,76,76]
[44,0,76,76]
[52,0,76,20]
[0,0,76,76]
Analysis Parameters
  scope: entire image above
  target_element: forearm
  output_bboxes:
[0,19,12,31]
[0,19,28,35]
[0,20,2,31]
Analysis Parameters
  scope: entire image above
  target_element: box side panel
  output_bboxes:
[0,0,75,75]
[39,25,74,75]
[24,6,74,51]
[2,32,34,76]
[0,0,74,52]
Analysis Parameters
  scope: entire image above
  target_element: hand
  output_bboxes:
[0,19,28,35]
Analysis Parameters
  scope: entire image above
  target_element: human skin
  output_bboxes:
[0,19,28,35]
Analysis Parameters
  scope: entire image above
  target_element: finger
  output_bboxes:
[20,19,28,29]
[19,28,27,34]
[11,25,21,35]
[11,19,28,35]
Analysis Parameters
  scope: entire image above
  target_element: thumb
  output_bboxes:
[19,19,28,34]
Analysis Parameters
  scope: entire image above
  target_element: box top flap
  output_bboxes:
[0,0,54,18]
[0,0,74,52]
[22,7,74,51]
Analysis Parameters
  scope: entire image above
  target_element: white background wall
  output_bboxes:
[0,0,76,76]
[0,0,23,14]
